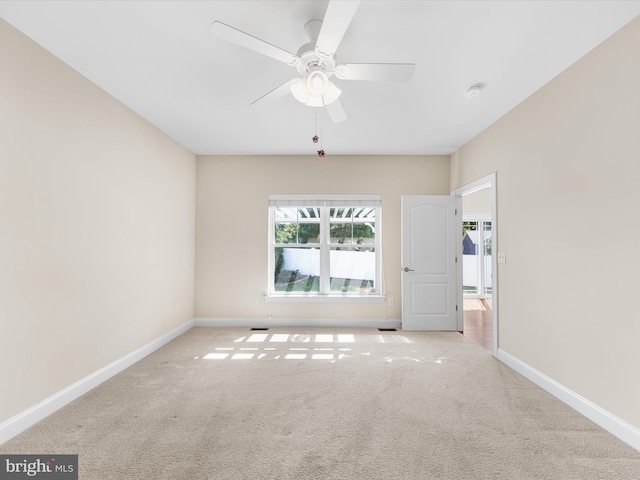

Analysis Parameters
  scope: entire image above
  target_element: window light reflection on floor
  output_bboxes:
[270,334,289,342]
[263,333,359,343]
[203,353,229,360]
[236,333,409,345]
[285,353,306,360]
[202,330,411,362]
[231,353,254,360]
[202,349,350,361]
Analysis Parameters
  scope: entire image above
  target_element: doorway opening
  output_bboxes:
[453,174,498,356]
[462,213,492,351]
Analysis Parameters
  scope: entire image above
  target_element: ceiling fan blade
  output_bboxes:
[211,21,299,66]
[315,0,361,58]
[325,100,348,123]
[335,63,416,82]
[250,79,296,107]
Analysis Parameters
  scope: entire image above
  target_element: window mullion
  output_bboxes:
[375,206,381,295]
[320,207,330,294]
[479,220,485,296]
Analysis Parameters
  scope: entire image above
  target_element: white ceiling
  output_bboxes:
[1,1,639,156]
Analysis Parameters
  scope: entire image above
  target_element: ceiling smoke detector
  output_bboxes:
[464,83,485,98]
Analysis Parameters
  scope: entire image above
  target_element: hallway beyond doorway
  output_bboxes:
[463,298,492,351]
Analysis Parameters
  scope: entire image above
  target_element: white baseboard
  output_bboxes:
[498,348,640,452]
[194,317,402,329]
[0,319,194,446]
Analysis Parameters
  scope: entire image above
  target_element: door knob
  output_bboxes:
[403,267,414,272]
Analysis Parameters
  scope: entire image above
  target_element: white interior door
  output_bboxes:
[401,195,457,331]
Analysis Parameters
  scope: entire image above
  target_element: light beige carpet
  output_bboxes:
[2,327,639,479]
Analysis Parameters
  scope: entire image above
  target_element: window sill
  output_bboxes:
[265,295,387,303]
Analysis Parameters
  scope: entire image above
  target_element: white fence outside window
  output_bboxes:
[281,248,375,280]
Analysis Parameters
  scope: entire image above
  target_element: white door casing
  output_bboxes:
[401,195,457,331]
[452,172,498,355]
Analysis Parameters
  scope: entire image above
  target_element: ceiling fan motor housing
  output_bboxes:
[296,20,336,77]
[296,44,337,76]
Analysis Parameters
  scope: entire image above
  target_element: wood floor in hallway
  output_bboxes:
[463,298,492,351]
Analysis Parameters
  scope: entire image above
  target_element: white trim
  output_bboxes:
[498,348,640,452]
[0,319,194,446]
[454,194,463,331]
[269,202,382,297]
[452,172,498,357]
[265,295,386,303]
[462,212,491,222]
[454,176,493,196]
[269,194,382,206]
[267,206,275,294]
[194,317,401,328]
[320,206,330,293]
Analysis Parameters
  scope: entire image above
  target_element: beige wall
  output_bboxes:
[0,20,196,424]
[196,155,449,320]
[451,17,640,429]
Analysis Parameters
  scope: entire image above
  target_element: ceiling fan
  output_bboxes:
[210,0,415,123]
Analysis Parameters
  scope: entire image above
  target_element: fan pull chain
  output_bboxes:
[312,110,319,145]
[317,108,325,157]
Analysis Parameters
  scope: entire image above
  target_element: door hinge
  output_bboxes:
[455,256,458,263]
[455,209,458,215]
[456,305,458,311]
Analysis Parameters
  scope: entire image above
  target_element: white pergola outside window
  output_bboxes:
[268,195,382,300]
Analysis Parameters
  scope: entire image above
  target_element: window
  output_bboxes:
[268,195,382,298]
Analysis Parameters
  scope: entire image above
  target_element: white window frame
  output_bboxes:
[267,195,384,302]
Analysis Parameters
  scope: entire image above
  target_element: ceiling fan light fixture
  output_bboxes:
[305,95,325,108]
[292,72,340,107]
[303,82,341,107]
[322,82,342,106]
[307,71,329,95]
[290,77,310,103]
